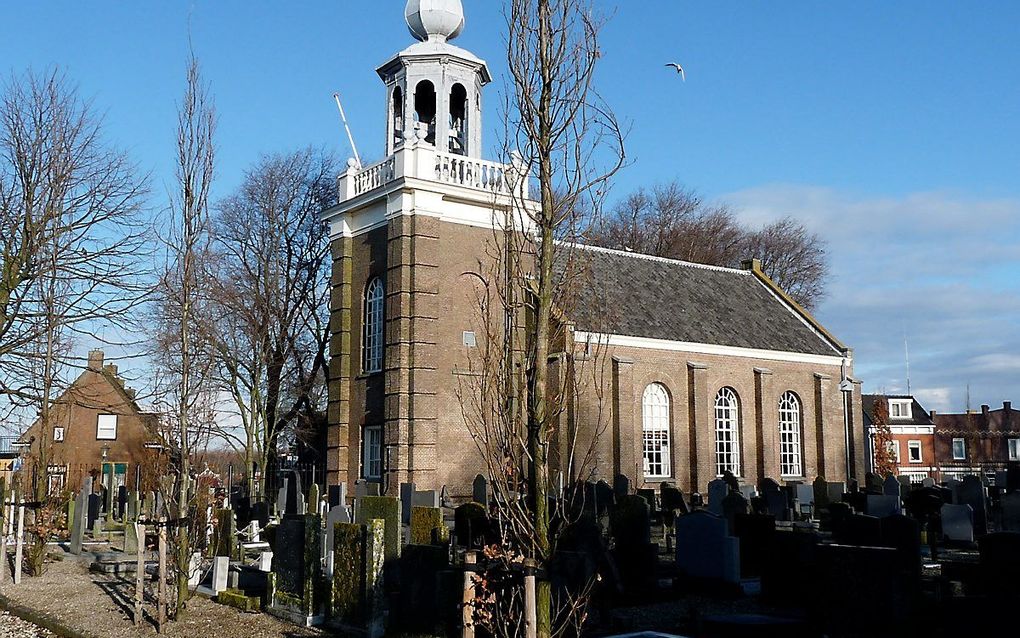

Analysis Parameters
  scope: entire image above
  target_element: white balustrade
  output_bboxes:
[352,156,396,196]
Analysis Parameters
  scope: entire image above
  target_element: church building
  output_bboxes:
[321,0,867,500]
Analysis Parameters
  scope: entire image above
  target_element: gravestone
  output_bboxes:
[733,513,775,578]
[761,529,820,603]
[251,501,270,529]
[811,544,912,635]
[721,491,749,532]
[883,475,902,498]
[356,496,400,561]
[1007,461,1020,493]
[454,503,488,548]
[124,521,139,555]
[285,472,304,516]
[325,505,352,576]
[866,494,901,519]
[594,480,614,515]
[944,478,963,503]
[211,556,229,594]
[87,493,101,533]
[921,477,936,488]
[399,483,416,525]
[896,475,912,494]
[70,478,92,554]
[721,470,740,495]
[117,486,128,520]
[309,484,321,516]
[958,475,987,535]
[412,490,440,510]
[472,475,488,509]
[661,486,688,516]
[277,484,287,516]
[864,472,883,494]
[268,513,322,626]
[675,510,740,585]
[330,520,385,635]
[812,476,829,511]
[706,478,729,516]
[610,495,656,592]
[880,514,922,583]
[355,479,380,498]
[825,481,846,505]
[941,503,975,543]
[797,483,816,516]
[409,506,446,545]
[636,488,657,515]
[215,508,237,558]
[978,532,1020,599]
[1001,491,1020,532]
[328,483,348,509]
[738,484,757,501]
[765,488,791,522]
[613,474,630,499]
[836,514,882,547]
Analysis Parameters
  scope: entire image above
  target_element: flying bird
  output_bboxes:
[665,62,686,81]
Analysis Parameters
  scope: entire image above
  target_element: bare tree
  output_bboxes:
[0,69,148,505]
[458,2,625,636]
[205,148,335,496]
[152,54,216,615]
[590,180,829,309]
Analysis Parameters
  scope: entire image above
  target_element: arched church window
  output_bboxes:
[779,391,803,476]
[363,278,385,374]
[414,80,436,145]
[642,383,671,478]
[714,387,741,477]
[449,83,468,154]
[392,86,404,146]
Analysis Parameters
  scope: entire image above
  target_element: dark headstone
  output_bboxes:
[251,501,270,529]
[978,531,1020,598]
[117,485,128,520]
[472,474,488,508]
[87,493,101,531]
[707,479,729,516]
[1007,461,1020,493]
[762,529,820,603]
[721,470,740,495]
[1001,491,1020,532]
[613,474,630,499]
[734,513,775,578]
[864,472,883,494]
[399,483,416,525]
[611,495,656,592]
[285,472,303,516]
[454,503,488,548]
[636,488,657,514]
[594,480,614,516]
[811,544,913,635]
[272,514,320,599]
[941,503,975,543]
[675,510,740,585]
[958,475,987,535]
[328,484,346,509]
[395,544,451,634]
[721,491,749,532]
[660,485,687,515]
[835,514,882,547]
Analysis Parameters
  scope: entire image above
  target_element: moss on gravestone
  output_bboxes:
[331,522,365,623]
[218,588,261,612]
[410,506,445,546]
[357,496,400,560]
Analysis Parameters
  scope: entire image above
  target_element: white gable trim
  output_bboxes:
[572,331,847,367]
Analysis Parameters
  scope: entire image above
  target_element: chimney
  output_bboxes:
[87,350,104,371]
[104,363,118,376]
[125,387,137,400]
[1005,401,1012,412]
[930,410,937,420]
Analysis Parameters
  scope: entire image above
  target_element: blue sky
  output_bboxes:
[3,1,1019,411]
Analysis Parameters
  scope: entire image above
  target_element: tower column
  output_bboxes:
[327,236,354,489]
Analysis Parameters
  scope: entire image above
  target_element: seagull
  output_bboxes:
[665,62,686,81]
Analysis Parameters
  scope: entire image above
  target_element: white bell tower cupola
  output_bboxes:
[378,0,491,159]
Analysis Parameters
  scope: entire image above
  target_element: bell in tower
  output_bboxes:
[377,0,491,158]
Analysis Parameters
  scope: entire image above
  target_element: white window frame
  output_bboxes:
[362,278,385,374]
[363,425,383,480]
[96,414,118,441]
[907,440,922,463]
[779,391,803,477]
[889,399,912,419]
[642,383,671,478]
[714,387,741,477]
[886,440,901,464]
[1009,439,1020,462]
[53,426,65,443]
[952,438,966,461]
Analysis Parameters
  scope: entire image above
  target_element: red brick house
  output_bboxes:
[863,394,936,482]
[19,350,159,494]
[933,403,1020,481]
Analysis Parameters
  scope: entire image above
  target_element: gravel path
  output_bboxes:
[0,611,54,638]
[2,551,322,638]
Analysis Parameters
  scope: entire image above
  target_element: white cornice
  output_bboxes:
[572,331,847,367]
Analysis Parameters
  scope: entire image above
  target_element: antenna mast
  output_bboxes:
[333,93,362,168]
[904,334,911,395]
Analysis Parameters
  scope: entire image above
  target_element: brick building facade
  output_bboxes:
[321,2,866,500]
[933,403,1020,480]
[862,394,937,482]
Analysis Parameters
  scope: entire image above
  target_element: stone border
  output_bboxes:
[0,593,98,638]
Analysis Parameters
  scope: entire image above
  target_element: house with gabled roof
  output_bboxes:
[19,350,158,494]
[862,394,936,483]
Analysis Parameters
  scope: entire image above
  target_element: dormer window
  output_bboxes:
[889,399,912,419]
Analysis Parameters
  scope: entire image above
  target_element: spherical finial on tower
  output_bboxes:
[405,0,465,43]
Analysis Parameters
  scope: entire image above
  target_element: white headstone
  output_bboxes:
[211,556,229,594]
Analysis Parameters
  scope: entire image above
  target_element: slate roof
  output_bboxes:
[555,244,843,357]
[861,394,935,427]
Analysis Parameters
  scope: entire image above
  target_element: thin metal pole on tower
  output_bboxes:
[333,93,362,168]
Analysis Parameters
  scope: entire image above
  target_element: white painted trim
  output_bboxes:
[572,331,846,367]
[868,425,935,435]
[554,241,748,275]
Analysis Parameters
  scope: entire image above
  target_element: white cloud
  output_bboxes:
[722,185,1020,410]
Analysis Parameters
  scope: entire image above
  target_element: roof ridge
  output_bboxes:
[554,240,750,274]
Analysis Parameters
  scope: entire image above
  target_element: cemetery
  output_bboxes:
[0,464,1014,637]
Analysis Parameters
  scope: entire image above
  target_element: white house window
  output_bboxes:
[1009,439,1020,462]
[908,440,922,463]
[642,383,671,478]
[96,414,118,440]
[363,278,385,374]
[885,440,900,464]
[952,438,966,461]
[53,427,65,443]
[779,391,802,477]
[714,387,741,476]
[363,425,382,480]
[889,399,912,419]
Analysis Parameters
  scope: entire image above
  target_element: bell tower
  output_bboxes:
[378,0,490,158]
